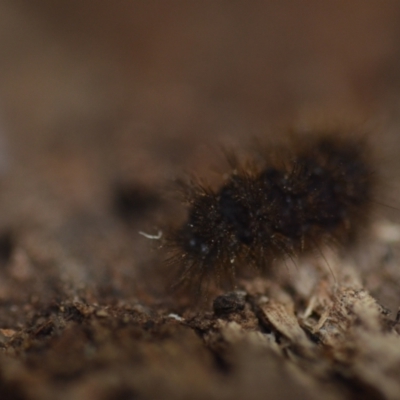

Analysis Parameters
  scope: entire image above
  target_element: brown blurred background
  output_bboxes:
[2,1,400,160]
[0,1,400,304]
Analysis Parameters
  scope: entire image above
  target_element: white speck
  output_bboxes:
[138,230,163,240]
[168,313,184,321]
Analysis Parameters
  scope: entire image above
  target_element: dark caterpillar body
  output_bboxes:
[165,132,375,292]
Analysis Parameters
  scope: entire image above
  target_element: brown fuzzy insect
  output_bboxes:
[163,130,376,297]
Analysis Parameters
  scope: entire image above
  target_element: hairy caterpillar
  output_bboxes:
[162,130,377,296]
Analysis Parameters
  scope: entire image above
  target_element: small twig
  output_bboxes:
[393,307,400,327]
